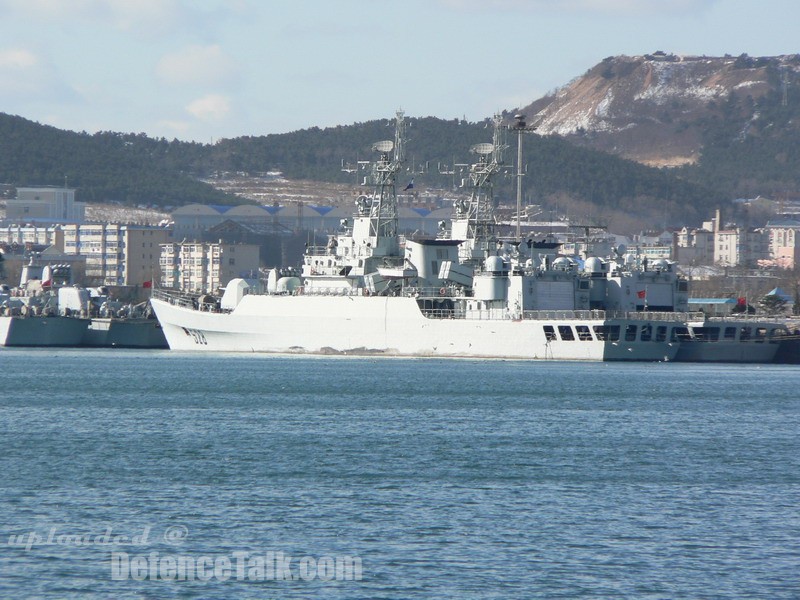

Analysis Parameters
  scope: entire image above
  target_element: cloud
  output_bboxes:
[0,0,236,37]
[186,94,231,122]
[0,46,78,100]
[156,119,192,136]
[156,44,239,87]
[0,47,38,69]
[437,0,718,14]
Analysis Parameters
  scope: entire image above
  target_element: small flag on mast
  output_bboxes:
[403,179,414,191]
[636,289,646,299]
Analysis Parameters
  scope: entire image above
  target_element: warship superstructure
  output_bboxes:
[151,111,689,361]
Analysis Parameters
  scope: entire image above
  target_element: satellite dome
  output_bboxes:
[652,258,669,271]
[485,255,506,274]
[584,257,605,273]
[553,257,572,270]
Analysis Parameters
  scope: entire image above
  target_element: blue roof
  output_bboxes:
[261,205,282,215]
[208,204,233,214]
[411,207,431,216]
[767,287,792,299]
[309,206,334,216]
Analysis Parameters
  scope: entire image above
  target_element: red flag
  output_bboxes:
[142,280,152,288]
[41,279,52,287]
[636,289,646,299]
[737,297,746,306]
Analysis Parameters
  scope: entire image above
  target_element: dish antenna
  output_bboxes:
[372,140,394,153]
[470,143,494,156]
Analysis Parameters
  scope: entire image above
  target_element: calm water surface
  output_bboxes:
[1,349,799,598]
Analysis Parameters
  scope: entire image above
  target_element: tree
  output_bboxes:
[759,294,787,316]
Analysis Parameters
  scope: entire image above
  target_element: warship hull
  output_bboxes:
[151,294,679,362]
[81,318,168,349]
[0,315,90,347]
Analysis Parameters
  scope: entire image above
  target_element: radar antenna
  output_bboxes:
[363,110,406,244]
[449,114,508,260]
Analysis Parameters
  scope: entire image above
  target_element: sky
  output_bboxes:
[0,0,798,142]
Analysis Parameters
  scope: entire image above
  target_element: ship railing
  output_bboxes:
[701,314,789,323]
[301,286,362,297]
[404,287,470,298]
[151,288,199,309]
[521,310,698,322]
[605,311,703,322]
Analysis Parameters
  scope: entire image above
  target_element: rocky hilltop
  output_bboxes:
[521,53,800,168]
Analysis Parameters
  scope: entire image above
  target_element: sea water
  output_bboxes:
[1,349,799,599]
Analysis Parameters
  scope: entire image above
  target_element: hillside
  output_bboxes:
[190,117,720,230]
[0,113,234,206]
[518,53,800,200]
[0,112,720,231]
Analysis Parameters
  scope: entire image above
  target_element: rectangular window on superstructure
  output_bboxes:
[625,325,637,341]
[593,325,607,341]
[557,325,575,341]
[543,325,556,341]
[575,325,592,341]
[655,325,667,342]
[640,324,652,342]
[607,325,620,341]
[430,260,438,275]
[724,326,737,340]
[740,327,751,341]
[672,327,691,342]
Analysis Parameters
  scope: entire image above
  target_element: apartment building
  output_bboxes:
[62,224,171,286]
[764,217,800,269]
[159,242,260,293]
[0,224,65,249]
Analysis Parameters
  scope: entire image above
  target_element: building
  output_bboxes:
[159,242,260,293]
[5,187,85,223]
[0,224,65,250]
[171,203,448,242]
[62,223,171,286]
[763,217,800,269]
[714,227,769,267]
[675,227,715,265]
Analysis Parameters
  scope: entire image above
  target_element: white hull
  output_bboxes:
[151,295,678,362]
[0,316,90,347]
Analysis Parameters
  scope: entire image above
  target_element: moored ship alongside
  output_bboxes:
[673,316,788,363]
[151,112,688,362]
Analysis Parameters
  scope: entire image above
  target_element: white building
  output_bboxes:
[763,217,800,269]
[5,187,85,223]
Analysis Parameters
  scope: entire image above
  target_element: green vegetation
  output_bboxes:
[677,67,800,200]
[0,114,233,206]
[0,111,722,225]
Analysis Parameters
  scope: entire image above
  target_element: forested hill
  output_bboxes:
[0,111,721,227]
[0,113,232,205]
[203,116,720,225]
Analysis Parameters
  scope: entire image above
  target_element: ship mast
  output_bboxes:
[365,110,405,246]
[451,113,506,260]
